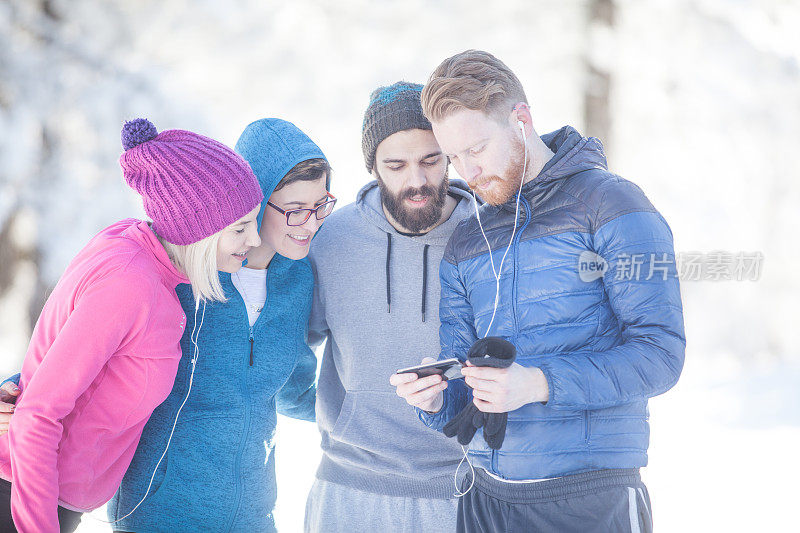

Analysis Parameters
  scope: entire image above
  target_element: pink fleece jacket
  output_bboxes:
[0,219,189,532]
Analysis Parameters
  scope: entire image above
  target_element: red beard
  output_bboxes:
[468,137,526,206]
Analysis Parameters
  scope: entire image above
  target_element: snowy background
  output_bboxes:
[1,0,798,531]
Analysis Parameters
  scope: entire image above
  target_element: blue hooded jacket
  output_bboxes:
[107,119,326,532]
[419,126,685,480]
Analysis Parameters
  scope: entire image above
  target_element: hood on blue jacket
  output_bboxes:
[235,118,328,230]
[537,125,607,183]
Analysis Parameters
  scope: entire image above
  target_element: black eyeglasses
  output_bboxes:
[266,192,337,226]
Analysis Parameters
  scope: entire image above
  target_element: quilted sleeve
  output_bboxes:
[537,181,685,410]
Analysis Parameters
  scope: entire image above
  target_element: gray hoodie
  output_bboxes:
[308,179,476,499]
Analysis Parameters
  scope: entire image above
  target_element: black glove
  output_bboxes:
[442,401,482,445]
[442,337,516,450]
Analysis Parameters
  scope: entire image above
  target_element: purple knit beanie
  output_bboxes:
[119,118,264,245]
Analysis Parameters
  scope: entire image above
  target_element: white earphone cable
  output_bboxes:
[97,299,206,524]
[471,123,528,339]
[455,122,529,498]
[453,445,476,497]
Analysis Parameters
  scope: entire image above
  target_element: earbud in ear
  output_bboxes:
[517,120,526,137]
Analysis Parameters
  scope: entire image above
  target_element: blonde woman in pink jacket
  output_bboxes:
[0,119,264,533]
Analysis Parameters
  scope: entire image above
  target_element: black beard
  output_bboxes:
[376,170,449,233]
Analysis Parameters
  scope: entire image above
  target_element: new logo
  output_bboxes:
[578,251,607,282]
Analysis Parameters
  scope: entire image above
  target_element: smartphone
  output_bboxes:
[396,358,465,381]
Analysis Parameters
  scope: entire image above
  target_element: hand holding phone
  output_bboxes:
[390,357,457,413]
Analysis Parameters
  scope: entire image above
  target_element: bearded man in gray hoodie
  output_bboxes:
[304,82,476,532]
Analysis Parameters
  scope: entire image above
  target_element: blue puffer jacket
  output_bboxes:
[107,118,325,532]
[419,126,685,480]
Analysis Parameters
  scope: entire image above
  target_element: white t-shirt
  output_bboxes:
[232,267,268,326]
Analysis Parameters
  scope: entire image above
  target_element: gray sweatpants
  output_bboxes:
[304,478,458,533]
[458,468,652,533]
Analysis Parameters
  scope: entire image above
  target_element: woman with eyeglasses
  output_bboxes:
[103,118,336,532]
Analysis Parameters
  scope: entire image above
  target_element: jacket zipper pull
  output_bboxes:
[249,327,254,366]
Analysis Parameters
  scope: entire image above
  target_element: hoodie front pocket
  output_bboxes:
[330,393,358,442]
[327,390,450,474]
[132,414,240,528]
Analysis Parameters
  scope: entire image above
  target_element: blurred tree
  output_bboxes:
[584,0,615,156]
[0,0,167,365]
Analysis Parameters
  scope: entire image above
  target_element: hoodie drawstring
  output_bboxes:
[385,232,430,323]
[421,244,429,322]
[386,233,392,314]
